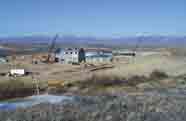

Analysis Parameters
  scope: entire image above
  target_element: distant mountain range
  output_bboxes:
[0,35,186,48]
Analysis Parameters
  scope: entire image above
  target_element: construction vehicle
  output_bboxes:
[31,34,58,64]
[45,34,58,63]
[9,69,25,77]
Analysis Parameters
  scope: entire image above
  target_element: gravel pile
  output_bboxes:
[1,89,186,121]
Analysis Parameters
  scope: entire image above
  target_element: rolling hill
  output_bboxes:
[0,35,186,48]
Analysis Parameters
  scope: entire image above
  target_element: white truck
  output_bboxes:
[10,69,25,76]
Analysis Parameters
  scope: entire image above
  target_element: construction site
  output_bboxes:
[0,35,186,98]
[1,0,186,120]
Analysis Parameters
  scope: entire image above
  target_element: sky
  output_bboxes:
[0,0,186,37]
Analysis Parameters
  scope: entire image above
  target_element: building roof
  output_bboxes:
[84,48,112,53]
[55,48,79,54]
[0,57,7,63]
[56,48,112,54]
[86,54,112,58]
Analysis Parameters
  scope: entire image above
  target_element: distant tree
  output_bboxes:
[78,48,86,63]
[150,70,168,80]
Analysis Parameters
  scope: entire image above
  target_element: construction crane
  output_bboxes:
[114,37,143,57]
[9,49,17,69]
[130,36,143,63]
[132,36,143,57]
[113,36,143,63]
[43,34,58,63]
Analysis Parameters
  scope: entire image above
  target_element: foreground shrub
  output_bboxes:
[79,73,126,87]
[74,70,169,89]
[0,79,47,100]
[127,75,148,86]
[150,70,168,80]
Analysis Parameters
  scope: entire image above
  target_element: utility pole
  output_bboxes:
[32,74,40,95]
[31,55,40,95]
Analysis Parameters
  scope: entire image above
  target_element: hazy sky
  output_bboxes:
[0,0,186,37]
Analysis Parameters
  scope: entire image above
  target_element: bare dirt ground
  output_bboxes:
[106,54,186,78]
[0,49,186,96]
[0,49,186,82]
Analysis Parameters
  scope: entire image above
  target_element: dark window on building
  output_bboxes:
[70,52,73,54]
[65,52,68,54]
[75,52,78,54]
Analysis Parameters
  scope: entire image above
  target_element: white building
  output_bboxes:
[55,48,79,64]
[55,48,113,64]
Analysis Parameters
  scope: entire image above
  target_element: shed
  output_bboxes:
[84,48,113,63]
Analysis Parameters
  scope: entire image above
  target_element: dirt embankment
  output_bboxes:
[0,78,47,100]
[48,70,186,96]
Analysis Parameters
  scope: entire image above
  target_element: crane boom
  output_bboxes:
[46,34,58,63]
[48,34,58,54]
[133,37,143,56]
